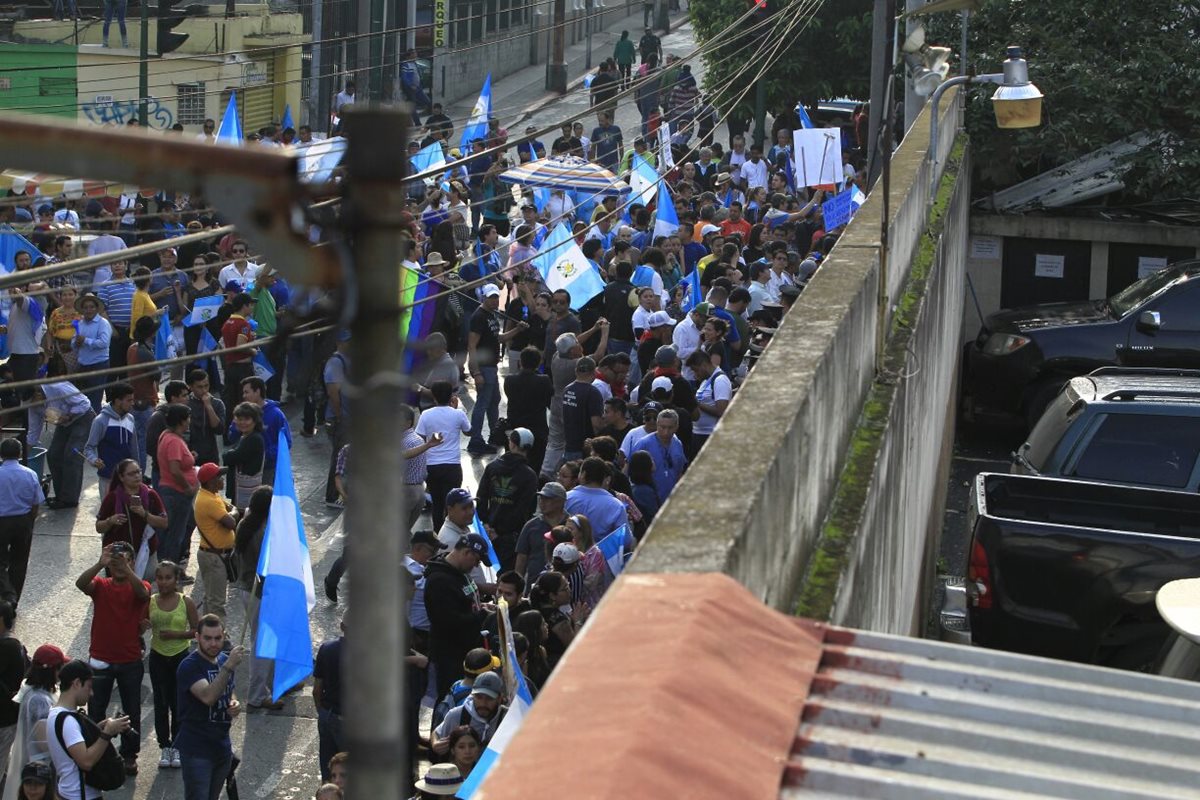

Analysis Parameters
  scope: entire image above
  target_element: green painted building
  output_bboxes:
[0,44,78,119]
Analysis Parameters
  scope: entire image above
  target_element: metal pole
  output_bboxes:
[138,0,149,127]
[585,0,592,70]
[959,9,969,76]
[311,0,323,129]
[902,0,923,133]
[342,105,409,800]
[865,0,890,186]
[926,73,998,203]
[546,0,567,92]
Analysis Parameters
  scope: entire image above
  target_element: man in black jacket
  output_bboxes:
[476,429,539,571]
[424,533,493,700]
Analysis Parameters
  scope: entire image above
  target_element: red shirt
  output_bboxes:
[89,576,150,663]
[221,314,253,364]
[720,218,751,241]
[156,431,197,493]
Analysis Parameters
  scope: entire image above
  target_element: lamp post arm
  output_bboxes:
[927,72,1002,203]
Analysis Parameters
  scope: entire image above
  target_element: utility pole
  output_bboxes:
[654,0,669,35]
[138,0,149,127]
[585,0,593,70]
[865,0,894,186]
[546,0,567,93]
[903,0,924,133]
[342,105,409,800]
[312,0,323,128]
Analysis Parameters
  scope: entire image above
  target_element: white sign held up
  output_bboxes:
[793,128,843,188]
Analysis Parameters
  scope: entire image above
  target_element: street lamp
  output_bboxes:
[928,45,1042,201]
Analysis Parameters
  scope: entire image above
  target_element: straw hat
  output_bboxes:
[414,763,464,795]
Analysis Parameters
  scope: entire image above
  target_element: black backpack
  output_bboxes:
[54,709,127,794]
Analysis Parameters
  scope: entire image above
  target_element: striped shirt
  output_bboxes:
[97,280,135,327]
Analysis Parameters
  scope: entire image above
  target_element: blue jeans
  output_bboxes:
[317,707,345,781]
[102,0,127,39]
[469,366,500,448]
[88,660,143,758]
[180,747,232,800]
[158,485,195,565]
[76,361,110,413]
[131,405,153,471]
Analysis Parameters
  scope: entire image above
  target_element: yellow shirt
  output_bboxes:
[193,488,235,550]
[130,289,158,333]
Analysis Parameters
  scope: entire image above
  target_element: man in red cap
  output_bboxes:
[193,464,239,623]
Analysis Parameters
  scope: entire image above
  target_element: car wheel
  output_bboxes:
[1024,379,1065,431]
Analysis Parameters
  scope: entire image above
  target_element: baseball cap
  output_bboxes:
[411,530,439,548]
[510,427,535,449]
[553,542,581,564]
[464,648,501,675]
[700,223,721,237]
[456,532,493,565]
[651,376,674,395]
[692,302,713,316]
[537,482,567,501]
[543,526,574,544]
[197,463,226,483]
[446,488,474,507]
[481,284,502,299]
[647,310,675,329]
[20,762,51,786]
[653,344,677,367]
[641,400,663,417]
[224,280,243,293]
[32,643,67,668]
[471,671,504,699]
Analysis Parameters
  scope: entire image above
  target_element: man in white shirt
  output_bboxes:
[333,81,356,116]
[741,145,769,192]
[414,380,471,530]
[765,245,795,301]
[725,135,748,188]
[53,202,80,229]
[671,302,708,366]
[217,240,260,289]
[747,261,773,315]
[47,659,132,800]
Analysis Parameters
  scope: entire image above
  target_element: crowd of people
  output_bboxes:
[0,24,868,797]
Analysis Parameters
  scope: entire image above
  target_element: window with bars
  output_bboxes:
[177,82,207,125]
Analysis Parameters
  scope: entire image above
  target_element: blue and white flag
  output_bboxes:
[251,350,275,381]
[459,73,492,153]
[155,311,172,360]
[679,266,702,314]
[280,103,295,133]
[197,326,218,369]
[471,510,500,584]
[652,178,679,240]
[795,102,815,130]
[0,228,44,359]
[185,295,223,327]
[411,141,447,176]
[533,223,605,310]
[597,524,631,577]
[255,432,316,700]
[629,153,659,207]
[457,602,535,800]
[217,91,242,145]
[851,184,867,211]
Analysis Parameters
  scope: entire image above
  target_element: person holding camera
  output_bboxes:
[47,660,133,800]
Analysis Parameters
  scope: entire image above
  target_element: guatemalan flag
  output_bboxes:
[255,432,316,700]
[0,228,45,359]
[251,350,275,381]
[185,295,222,327]
[679,264,702,314]
[197,327,218,370]
[471,510,500,585]
[533,223,605,310]
[457,601,535,799]
[795,101,815,130]
[629,153,659,208]
[652,178,679,240]
[411,141,447,181]
[459,74,492,152]
[155,310,172,360]
[597,524,633,577]
[217,91,243,145]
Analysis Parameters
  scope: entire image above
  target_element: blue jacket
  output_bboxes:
[84,404,138,479]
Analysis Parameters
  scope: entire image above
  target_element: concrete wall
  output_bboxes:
[628,88,966,621]
[962,215,1200,340]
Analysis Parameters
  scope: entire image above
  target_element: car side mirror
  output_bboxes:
[1138,310,1162,331]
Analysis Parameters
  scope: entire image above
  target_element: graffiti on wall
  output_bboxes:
[82,96,175,128]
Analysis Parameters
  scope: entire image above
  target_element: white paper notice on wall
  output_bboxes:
[1034,254,1065,279]
[970,235,1001,260]
[1137,256,1169,280]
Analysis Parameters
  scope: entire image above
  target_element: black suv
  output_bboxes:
[1012,367,1200,491]
[964,259,1200,427]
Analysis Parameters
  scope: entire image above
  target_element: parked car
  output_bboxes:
[953,472,1200,670]
[963,258,1200,428]
[1012,367,1200,490]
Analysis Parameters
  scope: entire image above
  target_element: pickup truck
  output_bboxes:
[963,258,1200,428]
[962,472,1200,670]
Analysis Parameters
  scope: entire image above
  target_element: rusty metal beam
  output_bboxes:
[0,112,341,287]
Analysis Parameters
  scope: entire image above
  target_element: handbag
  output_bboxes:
[54,710,126,793]
[198,528,240,583]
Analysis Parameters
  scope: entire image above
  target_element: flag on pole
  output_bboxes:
[255,432,316,700]
[596,524,631,577]
[459,74,493,152]
[471,510,500,585]
[197,326,218,371]
[154,311,172,360]
[184,295,222,326]
[216,91,243,145]
[533,223,605,310]
[795,102,815,129]
[411,141,447,175]
[679,265,702,314]
[629,153,659,207]
[281,103,295,133]
[251,350,275,381]
[0,227,44,359]
[457,602,535,800]
[652,178,679,240]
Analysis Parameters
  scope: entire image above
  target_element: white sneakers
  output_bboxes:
[158,747,182,769]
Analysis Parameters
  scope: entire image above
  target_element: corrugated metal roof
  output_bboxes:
[787,627,1200,798]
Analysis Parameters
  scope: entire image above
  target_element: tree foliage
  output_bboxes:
[689,0,874,120]
[936,0,1200,199]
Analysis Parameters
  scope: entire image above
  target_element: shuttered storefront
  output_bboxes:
[242,56,275,133]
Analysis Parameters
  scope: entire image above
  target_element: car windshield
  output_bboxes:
[1108,267,1182,317]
